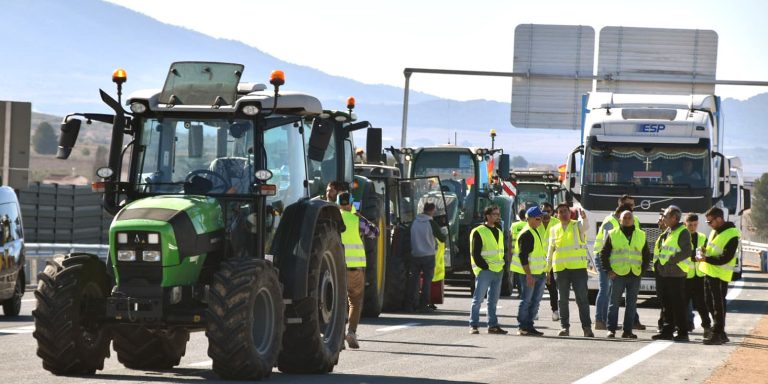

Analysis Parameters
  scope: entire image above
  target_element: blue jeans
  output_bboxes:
[517,273,546,330]
[554,268,592,329]
[406,255,436,310]
[607,274,640,332]
[469,269,503,328]
[594,257,609,322]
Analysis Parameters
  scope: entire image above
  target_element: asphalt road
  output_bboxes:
[2,265,766,384]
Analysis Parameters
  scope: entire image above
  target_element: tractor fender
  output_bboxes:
[271,198,343,300]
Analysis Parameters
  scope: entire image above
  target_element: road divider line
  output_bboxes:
[726,280,744,301]
[22,299,36,303]
[479,305,502,313]
[0,325,35,334]
[376,322,420,332]
[188,360,212,367]
[572,341,674,384]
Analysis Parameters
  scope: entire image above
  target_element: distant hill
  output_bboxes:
[4,0,767,177]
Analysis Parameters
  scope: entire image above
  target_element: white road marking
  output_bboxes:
[479,305,502,313]
[376,322,420,332]
[22,299,36,303]
[0,325,35,334]
[726,280,744,301]
[188,360,212,367]
[574,277,746,384]
[572,341,674,384]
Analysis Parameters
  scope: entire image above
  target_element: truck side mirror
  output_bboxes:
[307,118,334,162]
[741,188,751,214]
[497,154,510,178]
[188,124,203,158]
[366,128,383,164]
[57,117,82,159]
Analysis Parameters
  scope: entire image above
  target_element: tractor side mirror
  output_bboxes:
[497,154,510,178]
[57,117,82,159]
[188,124,203,158]
[307,118,334,162]
[366,128,383,164]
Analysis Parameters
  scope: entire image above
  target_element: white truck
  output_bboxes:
[565,92,737,295]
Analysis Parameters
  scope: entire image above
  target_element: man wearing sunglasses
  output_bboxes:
[696,206,740,345]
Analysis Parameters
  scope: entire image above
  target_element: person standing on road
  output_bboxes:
[338,192,379,349]
[539,202,560,321]
[651,205,693,342]
[510,208,528,296]
[469,205,508,335]
[684,213,712,338]
[697,206,740,345]
[600,210,651,339]
[593,194,646,331]
[547,203,593,337]
[511,206,548,336]
[407,202,447,312]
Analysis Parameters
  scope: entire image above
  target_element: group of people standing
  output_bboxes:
[468,194,739,345]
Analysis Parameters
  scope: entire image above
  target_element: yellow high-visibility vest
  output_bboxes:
[655,225,691,274]
[688,232,707,278]
[470,225,505,275]
[550,221,588,272]
[341,210,366,268]
[510,227,546,275]
[698,227,740,282]
[607,227,646,276]
[594,214,640,253]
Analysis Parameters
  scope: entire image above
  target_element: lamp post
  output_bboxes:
[489,129,496,150]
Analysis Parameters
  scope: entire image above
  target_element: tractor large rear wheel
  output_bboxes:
[206,259,284,380]
[33,254,111,375]
[362,215,386,318]
[113,326,189,370]
[383,224,409,311]
[278,221,346,373]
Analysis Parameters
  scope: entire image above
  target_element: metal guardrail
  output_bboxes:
[25,243,109,286]
[742,240,768,255]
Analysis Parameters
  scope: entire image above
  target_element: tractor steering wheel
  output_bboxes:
[185,169,231,193]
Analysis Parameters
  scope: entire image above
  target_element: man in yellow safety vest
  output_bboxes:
[338,191,379,349]
[511,206,547,336]
[468,205,508,335]
[697,206,740,345]
[683,213,712,339]
[651,205,693,342]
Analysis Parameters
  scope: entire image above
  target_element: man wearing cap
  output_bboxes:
[539,202,560,321]
[697,206,740,345]
[338,191,379,349]
[511,206,547,336]
[599,210,651,338]
[652,205,693,342]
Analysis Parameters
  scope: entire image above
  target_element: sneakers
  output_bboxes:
[594,320,607,330]
[606,331,616,338]
[673,334,689,342]
[621,332,638,339]
[583,327,595,338]
[703,333,725,345]
[633,322,647,331]
[518,328,544,336]
[470,326,480,335]
[428,303,438,310]
[651,333,674,340]
[702,326,713,340]
[552,310,560,321]
[558,328,570,336]
[345,332,360,349]
[488,326,508,335]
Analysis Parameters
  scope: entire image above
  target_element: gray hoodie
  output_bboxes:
[410,214,447,257]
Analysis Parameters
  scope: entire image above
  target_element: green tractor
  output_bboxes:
[390,146,513,295]
[33,62,349,379]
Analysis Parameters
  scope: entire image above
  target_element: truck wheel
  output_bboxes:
[207,259,284,380]
[113,326,189,369]
[278,221,346,373]
[362,216,386,318]
[2,271,24,316]
[33,254,111,375]
[383,224,408,311]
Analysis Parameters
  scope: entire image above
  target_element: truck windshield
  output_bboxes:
[515,184,551,209]
[134,117,307,204]
[584,144,710,188]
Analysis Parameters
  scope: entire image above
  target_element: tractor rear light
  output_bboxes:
[142,250,161,262]
[130,102,147,114]
[256,184,277,196]
[117,233,128,244]
[117,250,136,261]
[92,181,106,192]
[147,233,160,244]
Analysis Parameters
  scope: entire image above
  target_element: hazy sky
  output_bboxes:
[105,0,768,102]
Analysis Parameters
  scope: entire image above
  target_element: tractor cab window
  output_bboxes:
[305,125,339,198]
[135,117,255,194]
[412,151,477,224]
[263,121,307,207]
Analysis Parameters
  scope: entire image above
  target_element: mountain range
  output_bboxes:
[1,0,766,177]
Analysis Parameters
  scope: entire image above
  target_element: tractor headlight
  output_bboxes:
[241,104,260,116]
[142,250,162,262]
[130,102,147,114]
[117,250,136,261]
[147,233,160,244]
